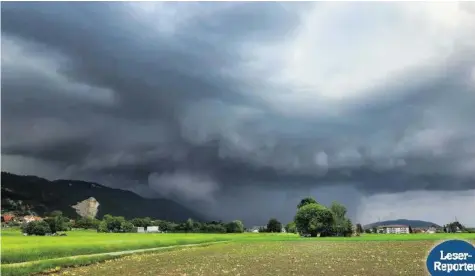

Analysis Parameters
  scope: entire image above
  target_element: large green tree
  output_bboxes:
[330,201,348,236]
[341,218,353,237]
[102,215,126,232]
[74,217,100,230]
[155,220,178,232]
[355,223,364,234]
[226,220,245,233]
[131,217,152,228]
[98,220,108,233]
[267,218,282,233]
[294,203,334,237]
[120,221,135,233]
[44,212,70,234]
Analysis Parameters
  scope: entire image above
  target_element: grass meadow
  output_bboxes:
[1,228,474,276]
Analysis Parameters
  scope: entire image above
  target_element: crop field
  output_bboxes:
[1,228,474,276]
[53,240,475,276]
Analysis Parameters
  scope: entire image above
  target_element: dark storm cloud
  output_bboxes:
[2,2,475,224]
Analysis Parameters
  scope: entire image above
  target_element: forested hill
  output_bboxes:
[1,172,205,222]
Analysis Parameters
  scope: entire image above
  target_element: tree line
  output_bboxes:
[21,196,357,237]
[21,211,248,235]
[97,215,246,234]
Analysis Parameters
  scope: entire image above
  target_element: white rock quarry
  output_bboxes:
[72,197,100,218]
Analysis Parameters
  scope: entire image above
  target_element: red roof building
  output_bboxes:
[1,214,15,223]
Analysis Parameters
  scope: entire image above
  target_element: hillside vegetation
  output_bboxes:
[1,172,204,221]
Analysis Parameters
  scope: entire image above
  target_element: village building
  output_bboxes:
[247,226,265,233]
[426,226,437,234]
[378,224,410,234]
[1,213,16,223]
[22,215,43,223]
[412,228,425,233]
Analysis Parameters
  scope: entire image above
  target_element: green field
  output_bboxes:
[1,228,474,276]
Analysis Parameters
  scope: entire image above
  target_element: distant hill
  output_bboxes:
[1,172,206,222]
[364,219,441,229]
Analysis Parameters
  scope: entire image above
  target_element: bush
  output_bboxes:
[23,221,51,236]
[285,222,297,233]
[6,220,21,227]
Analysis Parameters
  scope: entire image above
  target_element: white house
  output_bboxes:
[146,226,160,233]
[247,226,265,233]
[379,225,410,234]
[248,226,260,233]
[426,226,437,234]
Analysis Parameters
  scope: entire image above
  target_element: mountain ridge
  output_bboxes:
[364,219,441,229]
[1,171,206,222]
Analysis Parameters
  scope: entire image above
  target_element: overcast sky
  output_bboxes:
[2,2,475,226]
